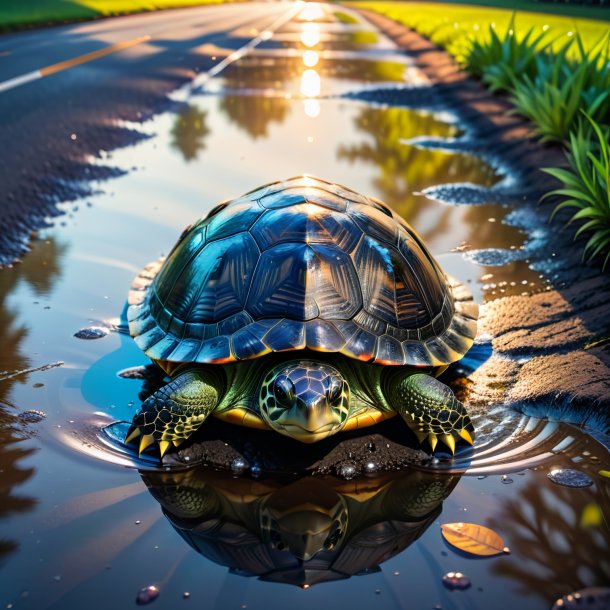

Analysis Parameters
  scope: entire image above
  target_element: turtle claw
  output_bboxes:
[415,429,474,455]
[125,427,141,444]
[139,434,156,454]
[158,440,171,458]
[441,433,455,454]
[458,428,474,446]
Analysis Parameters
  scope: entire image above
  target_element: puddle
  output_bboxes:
[0,3,608,609]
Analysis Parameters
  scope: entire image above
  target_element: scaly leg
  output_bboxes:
[125,367,222,458]
[388,373,473,454]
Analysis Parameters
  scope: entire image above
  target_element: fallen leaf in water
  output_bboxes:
[580,503,603,528]
[440,522,510,557]
[599,469,610,478]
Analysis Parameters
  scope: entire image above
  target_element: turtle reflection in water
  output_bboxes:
[124,176,478,459]
[141,468,459,586]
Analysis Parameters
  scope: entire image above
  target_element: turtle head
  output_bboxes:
[259,360,350,443]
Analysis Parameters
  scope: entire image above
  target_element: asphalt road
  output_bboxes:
[0,1,300,266]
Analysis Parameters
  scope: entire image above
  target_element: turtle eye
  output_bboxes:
[274,377,295,408]
[327,381,342,403]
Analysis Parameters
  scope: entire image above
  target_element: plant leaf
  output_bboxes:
[440,523,509,557]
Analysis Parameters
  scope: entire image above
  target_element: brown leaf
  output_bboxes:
[441,522,510,557]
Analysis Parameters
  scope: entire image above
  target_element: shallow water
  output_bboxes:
[0,3,608,609]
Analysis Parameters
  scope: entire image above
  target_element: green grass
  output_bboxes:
[0,0,244,30]
[510,35,610,142]
[348,2,609,62]
[544,115,610,269]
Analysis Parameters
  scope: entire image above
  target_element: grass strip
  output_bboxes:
[349,1,610,267]
[0,0,245,31]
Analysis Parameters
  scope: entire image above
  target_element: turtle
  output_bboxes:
[125,175,478,459]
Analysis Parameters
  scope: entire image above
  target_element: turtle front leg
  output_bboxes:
[125,367,222,458]
[387,373,474,454]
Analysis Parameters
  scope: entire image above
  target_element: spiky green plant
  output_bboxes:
[510,33,610,143]
[544,114,610,269]
[464,17,550,92]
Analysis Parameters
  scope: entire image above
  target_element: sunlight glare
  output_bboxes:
[300,69,321,98]
[302,50,319,68]
[301,23,320,48]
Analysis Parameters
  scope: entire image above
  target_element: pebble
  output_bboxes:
[337,461,357,480]
[18,410,46,423]
[442,572,471,590]
[231,457,249,476]
[74,326,109,340]
[136,586,160,605]
[547,469,593,488]
[500,475,513,484]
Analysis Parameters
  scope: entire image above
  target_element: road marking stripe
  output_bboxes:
[40,35,151,77]
[0,35,151,93]
[0,70,42,93]
[172,3,301,99]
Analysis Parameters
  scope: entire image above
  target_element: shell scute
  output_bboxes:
[206,200,264,242]
[263,319,306,351]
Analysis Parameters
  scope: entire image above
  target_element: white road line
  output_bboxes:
[169,2,303,101]
[0,69,42,93]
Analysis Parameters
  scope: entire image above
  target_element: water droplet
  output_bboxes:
[231,457,248,476]
[552,587,610,609]
[442,572,471,590]
[136,586,159,605]
[53,575,61,582]
[74,326,109,340]
[374,589,381,595]
[477,475,487,480]
[182,592,190,599]
[251,464,262,478]
[18,409,46,423]
[547,468,593,488]
[33,383,44,388]
[364,461,378,474]
[501,475,513,484]
[135,520,141,525]
[337,461,357,480]
[367,440,376,452]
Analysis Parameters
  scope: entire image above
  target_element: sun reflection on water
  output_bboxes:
[300,23,320,48]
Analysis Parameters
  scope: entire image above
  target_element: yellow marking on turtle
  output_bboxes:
[342,410,395,431]
[214,408,269,430]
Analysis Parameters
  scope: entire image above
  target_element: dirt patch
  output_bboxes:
[355,9,610,433]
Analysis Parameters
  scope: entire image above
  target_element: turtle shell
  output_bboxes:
[127,176,478,367]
